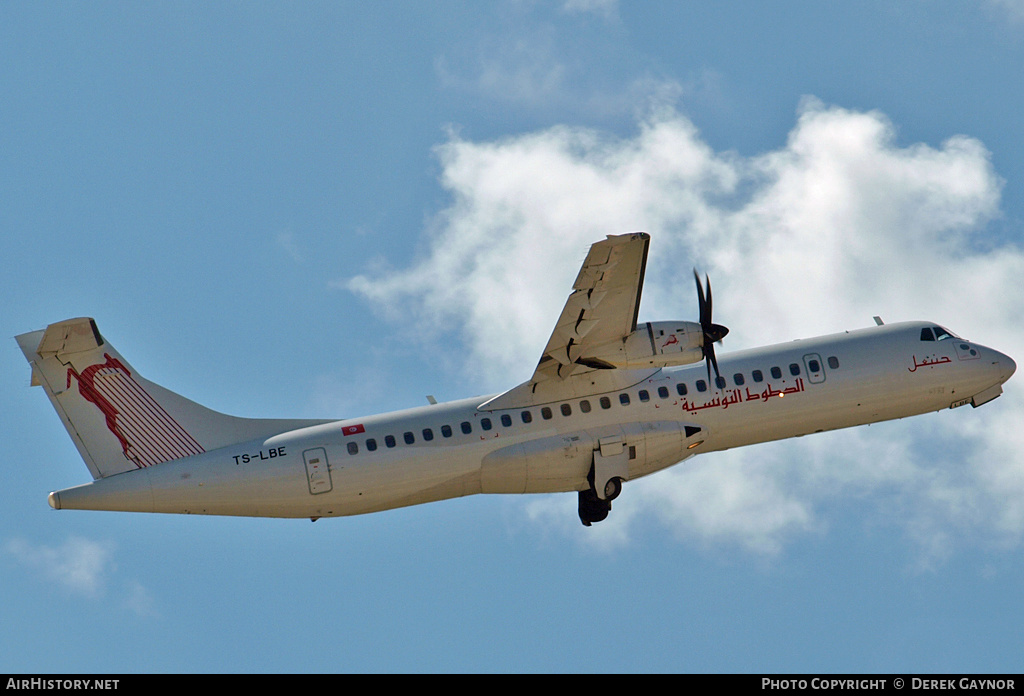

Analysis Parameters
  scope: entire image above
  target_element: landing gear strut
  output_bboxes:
[578,464,622,526]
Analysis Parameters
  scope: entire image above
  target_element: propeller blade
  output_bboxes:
[693,270,708,327]
[705,274,713,327]
[693,268,729,386]
[707,341,721,383]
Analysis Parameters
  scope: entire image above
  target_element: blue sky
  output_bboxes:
[3,1,1024,673]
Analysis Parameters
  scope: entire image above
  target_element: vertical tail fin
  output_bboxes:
[17,318,329,479]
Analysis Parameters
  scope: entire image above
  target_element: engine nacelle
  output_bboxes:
[583,321,705,369]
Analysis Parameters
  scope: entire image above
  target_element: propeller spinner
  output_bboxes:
[694,270,730,384]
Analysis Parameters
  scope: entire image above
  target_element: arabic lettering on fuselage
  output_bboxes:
[678,379,805,413]
[908,354,952,372]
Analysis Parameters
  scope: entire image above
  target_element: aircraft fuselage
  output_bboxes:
[48,321,1015,520]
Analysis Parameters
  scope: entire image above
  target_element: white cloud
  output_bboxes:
[560,0,619,21]
[987,0,1024,23]
[349,100,1024,559]
[434,15,684,119]
[6,536,115,598]
[434,26,570,110]
[6,535,159,614]
[122,579,160,618]
[277,231,303,263]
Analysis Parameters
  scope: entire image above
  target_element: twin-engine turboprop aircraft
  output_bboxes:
[17,233,1016,526]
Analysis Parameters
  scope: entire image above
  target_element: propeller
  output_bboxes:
[694,269,730,385]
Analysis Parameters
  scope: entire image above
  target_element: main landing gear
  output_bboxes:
[578,463,623,527]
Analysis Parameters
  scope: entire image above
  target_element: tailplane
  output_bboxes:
[17,318,329,479]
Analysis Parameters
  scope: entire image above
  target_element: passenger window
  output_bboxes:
[404,431,415,445]
[501,414,512,427]
[619,393,630,405]
[347,441,359,455]
[461,421,472,434]
[808,359,820,373]
[481,418,492,431]
[639,390,650,402]
[600,397,611,409]
[385,435,396,448]
[828,356,840,369]
[422,428,434,441]
[752,370,763,383]
[560,404,571,416]
[696,380,707,392]
[789,363,800,376]
[366,438,377,452]
[441,425,453,438]
[580,400,592,413]
[771,366,782,379]
[541,407,552,420]
[658,386,669,398]
[676,383,687,396]
[920,327,935,341]
[521,411,533,423]
[733,373,744,386]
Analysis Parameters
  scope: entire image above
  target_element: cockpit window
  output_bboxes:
[920,327,935,341]
[933,326,957,341]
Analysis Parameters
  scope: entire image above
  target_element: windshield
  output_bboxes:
[920,325,961,341]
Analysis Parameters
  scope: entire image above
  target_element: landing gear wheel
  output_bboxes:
[578,488,610,527]
[579,462,622,526]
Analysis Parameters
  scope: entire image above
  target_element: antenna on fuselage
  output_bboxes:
[873,316,884,326]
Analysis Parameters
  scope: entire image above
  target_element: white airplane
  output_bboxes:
[17,233,1017,526]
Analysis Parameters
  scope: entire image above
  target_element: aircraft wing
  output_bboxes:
[480,232,656,410]
[534,232,650,382]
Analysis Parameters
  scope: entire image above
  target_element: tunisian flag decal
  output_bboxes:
[342,424,365,436]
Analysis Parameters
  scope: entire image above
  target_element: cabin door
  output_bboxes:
[303,447,333,495]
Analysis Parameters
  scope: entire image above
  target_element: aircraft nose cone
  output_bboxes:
[990,348,1016,383]
[1002,352,1017,382]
